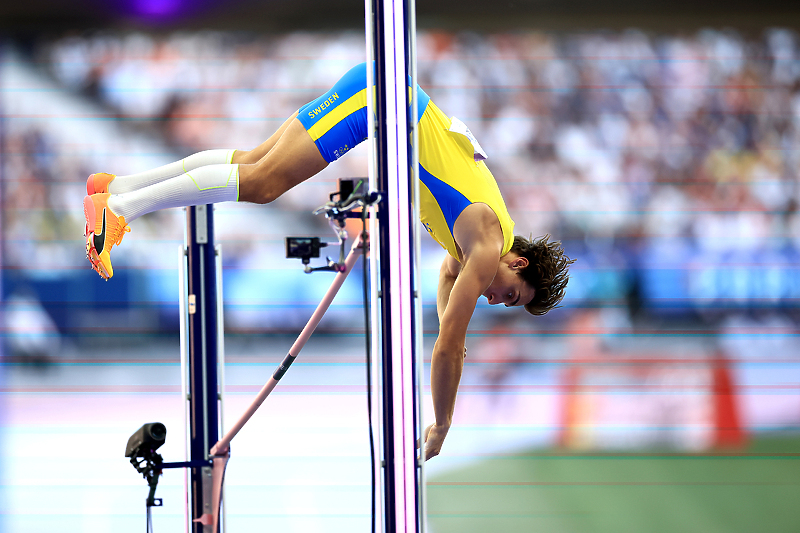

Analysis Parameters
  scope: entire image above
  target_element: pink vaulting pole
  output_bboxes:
[211,235,365,457]
[194,236,366,531]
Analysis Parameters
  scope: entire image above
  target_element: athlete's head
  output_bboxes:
[491,234,575,316]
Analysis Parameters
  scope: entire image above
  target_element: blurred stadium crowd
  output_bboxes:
[0,26,798,461]
[39,29,800,250]
[2,28,800,350]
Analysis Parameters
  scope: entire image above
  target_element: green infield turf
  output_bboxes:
[426,436,800,533]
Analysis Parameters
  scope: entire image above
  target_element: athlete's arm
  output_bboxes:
[425,204,503,460]
[437,254,461,323]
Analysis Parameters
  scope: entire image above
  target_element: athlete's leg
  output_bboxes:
[232,111,299,165]
[89,111,299,196]
[104,163,240,223]
[83,118,324,280]
[88,149,237,195]
[83,62,365,280]
[84,158,240,279]
[100,114,325,225]
[238,117,328,204]
[235,62,373,203]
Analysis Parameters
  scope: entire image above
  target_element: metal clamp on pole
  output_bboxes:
[287,178,380,273]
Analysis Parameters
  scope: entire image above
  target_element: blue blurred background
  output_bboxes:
[1,2,800,532]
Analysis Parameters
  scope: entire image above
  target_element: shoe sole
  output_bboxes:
[85,242,110,280]
[83,195,96,237]
[83,195,110,280]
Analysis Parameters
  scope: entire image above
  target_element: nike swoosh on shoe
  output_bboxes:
[93,208,107,254]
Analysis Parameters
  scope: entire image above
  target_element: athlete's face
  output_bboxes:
[482,254,535,308]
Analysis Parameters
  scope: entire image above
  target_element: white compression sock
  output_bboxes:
[107,164,239,223]
[108,149,237,194]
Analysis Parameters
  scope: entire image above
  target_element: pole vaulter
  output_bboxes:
[128,0,428,527]
[114,0,572,527]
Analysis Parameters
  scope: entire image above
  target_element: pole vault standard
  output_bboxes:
[127,205,227,533]
[184,244,366,532]
[367,0,425,531]
[183,205,222,533]
[188,195,371,531]
[126,184,379,532]
[180,182,380,533]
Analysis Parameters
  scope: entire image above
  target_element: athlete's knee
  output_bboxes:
[238,165,275,204]
[244,180,282,205]
[232,148,260,165]
[240,163,294,205]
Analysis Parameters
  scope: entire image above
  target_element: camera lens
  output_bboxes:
[148,423,167,441]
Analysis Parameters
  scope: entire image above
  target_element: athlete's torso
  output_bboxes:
[297,62,515,261]
[416,100,515,262]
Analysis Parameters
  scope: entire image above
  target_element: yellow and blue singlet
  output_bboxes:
[297,62,515,261]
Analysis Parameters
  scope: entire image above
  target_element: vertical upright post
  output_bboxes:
[0,44,5,368]
[368,0,424,531]
[185,204,221,533]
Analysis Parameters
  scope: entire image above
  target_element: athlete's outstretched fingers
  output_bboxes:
[424,424,448,460]
[238,118,328,204]
[417,423,434,449]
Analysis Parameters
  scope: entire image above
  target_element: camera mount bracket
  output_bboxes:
[286,178,381,273]
[126,422,214,510]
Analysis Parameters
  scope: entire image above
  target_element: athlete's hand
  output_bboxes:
[422,423,449,461]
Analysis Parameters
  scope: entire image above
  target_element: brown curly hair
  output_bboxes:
[511,234,576,316]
